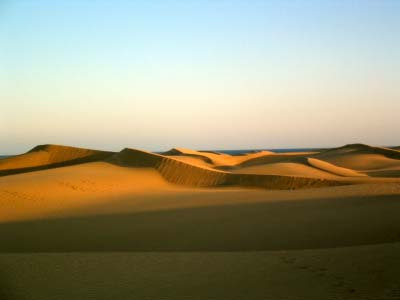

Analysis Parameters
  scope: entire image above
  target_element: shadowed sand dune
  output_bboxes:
[1,192,400,252]
[0,144,114,177]
[1,243,400,300]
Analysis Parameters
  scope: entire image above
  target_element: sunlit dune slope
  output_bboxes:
[0,172,400,251]
[230,162,339,179]
[0,161,175,222]
[236,152,318,168]
[307,158,367,177]
[163,147,275,167]
[0,144,400,253]
[315,144,400,170]
[109,148,344,189]
[0,144,114,176]
[1,143,400,300]
[310,144,400,178]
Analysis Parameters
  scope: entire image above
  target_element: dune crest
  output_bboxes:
[317,143,400,159]
[307,158,367,177]
[109,148,344,189]
[314,144,400,172]
[0,144,114,176]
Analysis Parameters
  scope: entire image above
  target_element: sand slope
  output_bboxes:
[1,242,400,300]
[163,147,274,166]
[231,162,338,178]
[315,144,400,171]
[110,148,344,189]
[1,143,400,299]
[307,157,367,177]
[0,144,114,176]
[1,162,400,251]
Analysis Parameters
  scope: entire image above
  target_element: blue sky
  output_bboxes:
[1,0,399,153]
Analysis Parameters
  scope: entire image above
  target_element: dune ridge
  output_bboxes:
[110,148,344,189]
[1,143,399,190]
[314,144,400,173]
[0,144,114,177]
[317,143,400,160]
[307,158,367,177]
[164,147,276,167]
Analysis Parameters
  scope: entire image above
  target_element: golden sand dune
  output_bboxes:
[109,148,344,189]
[163,148,215,164]
[320,143,400,157]
[1,156,400,251]
[1,143,400,299]
[164,148,340,180]
[315,144,400,171]
[307,157,368,177]
[0,144,114,176]
[0,176,399,251]
[231,162,339,178]
[0,144,399,239]
[0,161,175,222]
[236,151,318,168]
[164,147,275,167]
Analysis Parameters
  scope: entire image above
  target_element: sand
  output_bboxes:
[1,243,400,300]
[0,143,400,299]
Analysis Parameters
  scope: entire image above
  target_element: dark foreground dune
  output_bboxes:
[0,143,400,299]
[1,243,400,300]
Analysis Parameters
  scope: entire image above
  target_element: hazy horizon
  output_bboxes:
[1,0,399,154]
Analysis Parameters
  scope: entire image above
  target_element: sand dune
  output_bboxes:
[1,173,400,251]
[1,192,400,252]
[320,143,400,158]
[315,144,400,171]
[231,162,339,178]
[1,143,400,299]
[0,144,114,176]
[163,147,232,165]
[109,148,344,189]
[164,147,276,166]
[307,157,367,177]
[1,242,399,300]
[0,161,176,222]
[237,152,317,168]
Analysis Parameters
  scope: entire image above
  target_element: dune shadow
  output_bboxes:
[0,194,399,253]
[0,268,19,300]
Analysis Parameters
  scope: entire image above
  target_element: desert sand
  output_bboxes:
[1,143,400,299]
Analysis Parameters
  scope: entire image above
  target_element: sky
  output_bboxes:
[1,0,399,154]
